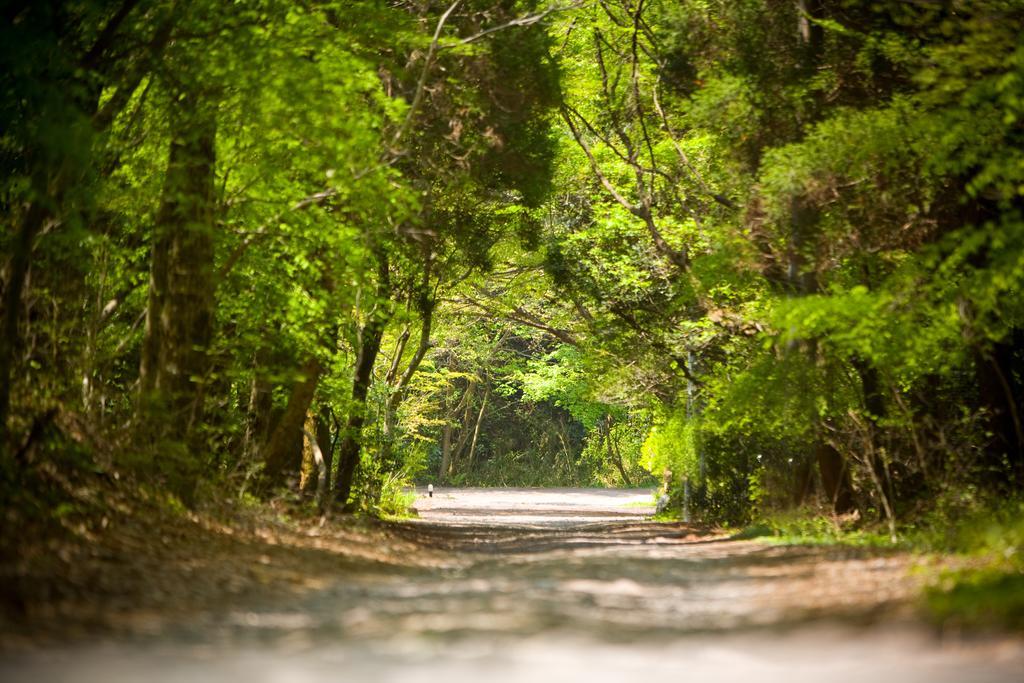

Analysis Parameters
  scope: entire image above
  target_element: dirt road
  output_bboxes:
[2,487,1022,682]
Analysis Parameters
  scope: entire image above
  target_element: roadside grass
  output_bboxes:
[926,566,1024,632]
[727,501,1024,632]
[729,511,897,548]
[620,500,657,508]
[915,502,1024,632]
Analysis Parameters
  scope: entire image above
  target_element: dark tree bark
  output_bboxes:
[381,284,435,461]
[976,332,1024,487]
[604,415,633,487]
[334,250,394,507]
[262,356,322,489]
[791,454,816,506]
[0,201,47,449]
[796,0,825,70]
[439,419,453,480]
[851,356,896,507]
[816,436,855,514]
[447,384,476,473]
[242,346,278,462]
[138,94,217,445]
[300,407,335,497]
[436,378,475,481]
[333,315,387,507]
[786,197,858,513]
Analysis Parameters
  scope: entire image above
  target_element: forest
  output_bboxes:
[2,0,1024,641]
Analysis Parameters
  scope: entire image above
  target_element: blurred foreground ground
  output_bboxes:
[2,487,1022,682]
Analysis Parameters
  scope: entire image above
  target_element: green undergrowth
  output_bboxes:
[927,566,1024,632]
[729,511,899,548]
[916,502,1024,632]
[375,488,419,520]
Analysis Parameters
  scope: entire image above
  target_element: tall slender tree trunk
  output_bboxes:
[816,353,856,514]
[334,250,393,508]
[299,410,318,494]
[316,406,334,483]
[296,409,332,510]
[300,408,334,497]
[976,333,1024,487]
[0,201,47,451]
[381,262,435,462]
[604,416,633,487]
[466,386,489,469]
[138,94,217,448]
[796,0,825,69]
[439,420,453,480]
[851,356,896,509]
[380,325,410,459]
[242,346,278,462]
[334,315,386,507]
[384,306,433,421]
[447,384,476,473]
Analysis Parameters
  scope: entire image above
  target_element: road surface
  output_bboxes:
[2,487,1022,682]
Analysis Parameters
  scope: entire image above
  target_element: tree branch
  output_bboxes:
[446,1,587,47]
[455,295,580,346]
[608,303,702,385]
[560,106,641,216]
[651,78,736,210]
[389,0,463,152]
[217,189,337,281]
[81,0,143,73]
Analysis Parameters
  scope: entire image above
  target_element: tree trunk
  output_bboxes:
[0,201,47,450]
[386,304,433,413]
[334,315,387,507]
[851,356,895,507]
[316,406,334,484]
[787,193,862,515]
[381,273,435,462]
[138,94,217,445]
[299,409,319,495]
[791,454,816,506]
[466,386,489,469]
[796,0,825,70]
[605,416,633,487]
[300,407,335,498]
[447,384,476,473]
[380,325,410,458]
[262,356,322,489]
[976,333,1024,487]
[304,427,328,511]
[439,420,453,480]
[816,437,855,514]
[242,348,277,462]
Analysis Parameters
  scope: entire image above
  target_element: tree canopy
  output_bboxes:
[2,0,1023,530]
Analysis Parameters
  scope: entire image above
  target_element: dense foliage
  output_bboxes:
[2,1,1023,540]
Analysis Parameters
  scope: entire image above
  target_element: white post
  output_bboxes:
[682,477,691,524]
